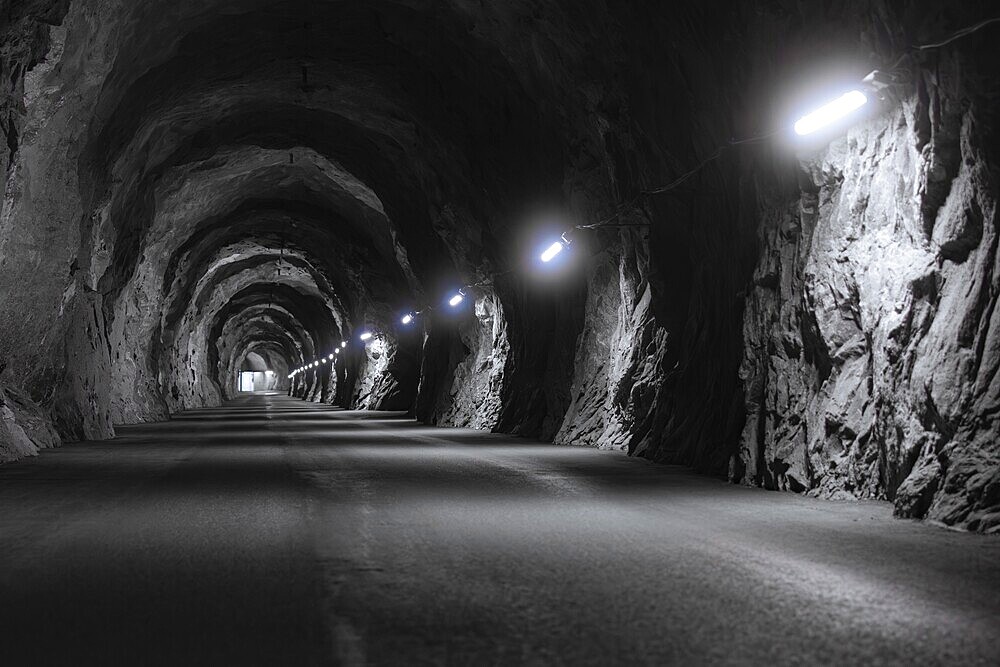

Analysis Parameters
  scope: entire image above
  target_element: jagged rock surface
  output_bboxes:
[736,7,1000,531]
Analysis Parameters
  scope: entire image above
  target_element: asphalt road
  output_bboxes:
[1,393,997,665]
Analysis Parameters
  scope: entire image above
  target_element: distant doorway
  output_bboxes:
[238,371,274,392]
[239,371,257,392]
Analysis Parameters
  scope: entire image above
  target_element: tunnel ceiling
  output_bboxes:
[9,0,582,416]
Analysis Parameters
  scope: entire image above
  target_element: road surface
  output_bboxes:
[1,394,997,665]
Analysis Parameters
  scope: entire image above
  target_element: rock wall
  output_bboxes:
[0,0,76,456]
[438,293,509,429]
[735,3,1000,530]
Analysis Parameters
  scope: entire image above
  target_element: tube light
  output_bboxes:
[794,90,868,136]
[401,313,413,325]
[359,331,373,341]
[540,241,564,262]
[449,291,465,307]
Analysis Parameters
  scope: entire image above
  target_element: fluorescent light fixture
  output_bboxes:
[449,291,465,307]
[541,241,564,262]
[794,90,868,136]
[359,331,373,341]
[401,313,413,325]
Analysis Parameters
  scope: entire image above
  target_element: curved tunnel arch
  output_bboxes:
[2,0,805,503]
[64,0,580,429]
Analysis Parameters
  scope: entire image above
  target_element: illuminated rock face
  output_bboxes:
[735,9,1000,531]
[739,71,1000,529]
[0,0,996,530]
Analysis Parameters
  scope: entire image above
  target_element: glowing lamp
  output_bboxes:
[541,241,564,262]
[794,90,868,136]
[448,291,465,307]
[359,331,373,341]
[401,313,413,325]
[335,348,340,355]
[328,354,334,360]
[340,341,347,348]
[321,358,327,364]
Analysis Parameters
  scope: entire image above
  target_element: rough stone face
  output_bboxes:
[0,386,58,460]
[736,16,1000,530]
[438,293,509,429]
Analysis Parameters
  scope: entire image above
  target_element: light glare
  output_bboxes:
[401,313,413,325]
[794,90,868,136]
[449,293,464,307]
[360,331,373,341]
[540,241,564,262]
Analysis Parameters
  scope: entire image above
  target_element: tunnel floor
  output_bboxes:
[0,394,997,665]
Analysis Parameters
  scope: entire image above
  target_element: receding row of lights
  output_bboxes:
[286,18,999,383]
[288,339,353,378]
[287,81,878,381]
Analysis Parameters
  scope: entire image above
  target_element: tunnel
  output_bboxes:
[0,0,998,663]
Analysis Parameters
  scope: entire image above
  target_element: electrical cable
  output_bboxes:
[577,130,778,230]
[915,16,1000,50]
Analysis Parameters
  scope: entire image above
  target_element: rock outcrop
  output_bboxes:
[736,4,1000,531]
